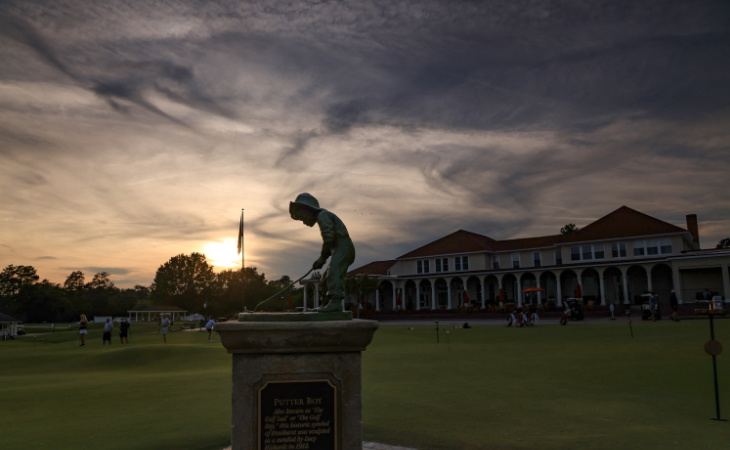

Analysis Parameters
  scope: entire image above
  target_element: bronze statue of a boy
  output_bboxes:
[289,193,355,312]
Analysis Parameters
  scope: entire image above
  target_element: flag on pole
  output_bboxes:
[237,210,244,255]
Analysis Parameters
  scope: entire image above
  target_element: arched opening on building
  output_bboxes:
[627,265,648,303]
[434,278,449,309]
[465,276,482,308]
[404,280,417,310]
[651,263,673,304]
[581,268,601,306]
[603,267,624,305]
[539,272,558,308]
[378,280,394,311]
[520,273,538,306]
[419,279,432,310]
[560,270,579,301]
[450,278,465,309]
[502,274,518,304]
[484,275,499,305]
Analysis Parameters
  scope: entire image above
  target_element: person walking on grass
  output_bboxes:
[670,289,680,321]
[160,314,171,344]
[79,314,89,347]
[205,318,216,342]
[102,318,113,345]
[119,318,130,344]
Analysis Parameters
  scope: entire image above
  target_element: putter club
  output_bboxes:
[253,268,314,312]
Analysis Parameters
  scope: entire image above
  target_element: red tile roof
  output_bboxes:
[347,206,693,273]
[489,234,562,251]
[348,260,395,276]
[559,206,687,242]
[393,206,690,259]
[397,230,497,259]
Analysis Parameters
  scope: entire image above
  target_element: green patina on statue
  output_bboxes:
[290,193,355,313]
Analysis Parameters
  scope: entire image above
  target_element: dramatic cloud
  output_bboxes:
[1,0,729,287]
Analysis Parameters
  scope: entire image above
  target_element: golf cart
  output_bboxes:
[640,293,661,321]
[563,298,584,321]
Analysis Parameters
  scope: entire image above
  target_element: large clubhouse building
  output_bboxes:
[347,206,730,312]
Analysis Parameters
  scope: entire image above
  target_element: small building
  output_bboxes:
[0,313,21,337]
[127,306,187,322]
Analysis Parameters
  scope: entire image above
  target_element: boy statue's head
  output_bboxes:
[289,193,321,227]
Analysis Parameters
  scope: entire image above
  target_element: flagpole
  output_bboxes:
[238,209,245,311]
[241,208,246,311]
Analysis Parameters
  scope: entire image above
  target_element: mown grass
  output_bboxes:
[1,319,729,449]
[362,320,730,449]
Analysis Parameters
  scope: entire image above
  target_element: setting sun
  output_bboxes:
[200,239,242,269]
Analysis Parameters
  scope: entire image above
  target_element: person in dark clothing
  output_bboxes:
[670,290,679,321]
[119,319,131,343]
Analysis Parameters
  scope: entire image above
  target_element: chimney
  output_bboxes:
[686,214,700,247]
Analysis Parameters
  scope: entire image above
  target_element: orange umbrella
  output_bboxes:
[463,290,470,306]
[575,284,582,298]
[521,287,545,293]
[499,288,505,302]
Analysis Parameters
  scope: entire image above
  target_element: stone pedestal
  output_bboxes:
[216,315,379,450]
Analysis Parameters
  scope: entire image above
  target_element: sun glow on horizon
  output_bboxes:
[200,238,243,270]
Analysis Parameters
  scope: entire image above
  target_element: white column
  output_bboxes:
[722,264,730,300]
[375,289,380,312]
[576,269,583,298]
[444,279,449,309]
[671,263,684,302]
[416,282,421,311]
[431,282,437,310]
[498,276,504,308]
[481,277,487,309]
[645,264,654,292]
[392,284,397,310]
[599,269,606,305]
[535,272,543,305]
[516,276,523,307]
[302,284,308,312]
[556,272,563,307]
[621,268,630,304]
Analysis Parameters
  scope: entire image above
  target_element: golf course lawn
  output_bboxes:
[2,319,729,449]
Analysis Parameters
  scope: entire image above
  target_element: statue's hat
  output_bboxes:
[289,193,322,217]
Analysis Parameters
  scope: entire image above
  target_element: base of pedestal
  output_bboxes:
[216,319,379,450]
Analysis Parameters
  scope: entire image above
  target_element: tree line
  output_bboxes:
[0,253,300,322]
[1,252,381,323]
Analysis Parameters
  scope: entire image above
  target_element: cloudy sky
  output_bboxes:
[1,0,729,288]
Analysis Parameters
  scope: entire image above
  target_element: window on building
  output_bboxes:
[417,260,430,274]
[646,239,659,255]
[512,253,520,269]
[435,257,448,273]
[533,252,541,267]
[571,246,581,261]
[612,242,627,258]
[660,238,672,254]
[633,240,646,256]
[582,245,593,260]
[493,256,500,270]
[455,256,469,271]
[555,248,562,265]
[593,244,605,259]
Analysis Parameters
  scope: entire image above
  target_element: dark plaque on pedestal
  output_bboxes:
[258,379,337,450]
